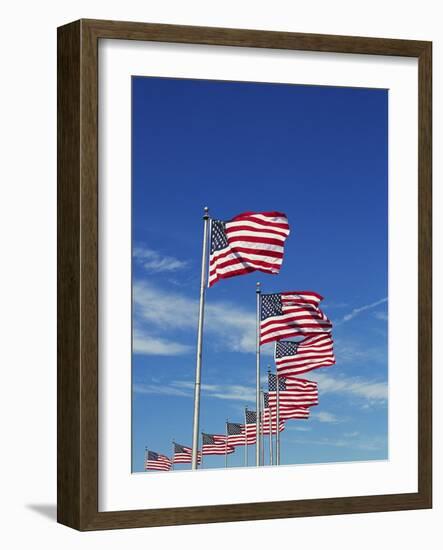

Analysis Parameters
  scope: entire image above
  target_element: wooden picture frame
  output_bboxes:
[57,18,432,530]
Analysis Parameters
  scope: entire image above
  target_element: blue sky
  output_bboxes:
[131,76,388,472]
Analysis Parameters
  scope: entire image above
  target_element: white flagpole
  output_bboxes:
[276,372,281,465]
[225,419,229,469]
[200,433,204,469]
[256,282,261,466]
[144,446,148,472]
[268,368,273,466]
[260,389,265,466]
[191,207,210,470]
[244,407,248,467]
[171,440,175,470]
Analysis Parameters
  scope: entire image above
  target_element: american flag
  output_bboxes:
[275,334,335,377]
[173,442,202,464]
[145,450,172,471]
[201,433,235,455]
[260,291,332,345]
[246,409,257,425]
[268,372,285,392]
[267,377,319,408]
[265,372,315,420]
[209,212,290,286]
[242,410,258,443]
[261,392,285,434]
[226,422,255,447]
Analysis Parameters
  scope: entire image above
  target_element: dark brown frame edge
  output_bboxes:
[57,18,432,531]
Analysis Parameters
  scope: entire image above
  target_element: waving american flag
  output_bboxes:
[201,433,235,455]
[261,394,286,435]
[208,212,290,286]
[145,450,172,472]
[226,422,256,447]
[268,376,319,409]
[260,291,332,345]
[275,334,335,377]
[173,442,201,464]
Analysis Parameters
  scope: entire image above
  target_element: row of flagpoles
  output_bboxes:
[144,367,319,471]
[144,208,335,472]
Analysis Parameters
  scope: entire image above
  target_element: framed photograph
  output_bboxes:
[57,19,432,530]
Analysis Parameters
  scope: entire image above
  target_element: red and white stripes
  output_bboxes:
[209,212,290,286]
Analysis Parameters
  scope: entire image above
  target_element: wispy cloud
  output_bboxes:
[313,411,343,423]
[133,246,188,273]
[173,381,255,403]
[288,436,386,452]
[134,379,256,403]
[133,329,192,356]
[286,425,312,432]
[133,383,190,397]
[337,297,388,325]
[134,370,387,407]
[333,338,386,365]
[133,280,268,356]
[309,372,388,404]
[374,311,388,321]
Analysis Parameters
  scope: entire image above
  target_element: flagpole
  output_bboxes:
[268,368,274,466]
[225,419,229,469]
[200,433,204,469]
[191,206,210,470]
[171,440,175,470]
[256,282,261,466]
[276,372,281,466]
[244,407,248,467]
[144,446,148,472]
[260,389,265,466]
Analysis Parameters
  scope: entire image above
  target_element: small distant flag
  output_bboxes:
[243,410,258,443]
[209,212,290,286]
[268,377,319,408]
[261,413,285,435]
[261,393,285,434]
[268,372,285,392]
[145,450,172,472]
[227,422,255,447]
[275,334,335,377]
[246,409,257,425]
[201,433,235,455]
[260,291,332,345]
[173,442,201,464]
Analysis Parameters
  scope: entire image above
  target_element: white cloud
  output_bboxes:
[313,411,343,423]
[133,383,190,397]
[310,371,388,403]
[133,379,256,403]
[133,246,188,273]
[334,338,386,365]
[286,425,311,432]
[374,311,388,321]
[133,329,192,356]
[288,436,386,452]
[133,280,269,355]
[337,297,388,325]
[172,381,255,403]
